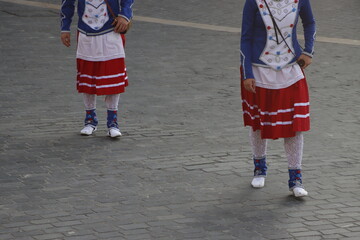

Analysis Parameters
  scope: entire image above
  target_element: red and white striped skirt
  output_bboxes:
[241,78,310,139]
[76,32,128,95]
[77,58,128,95]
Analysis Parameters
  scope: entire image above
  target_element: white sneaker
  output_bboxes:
[251,176,265,188]
[293,187,308,197]
[108,128,122,138]
[80,125,97,136]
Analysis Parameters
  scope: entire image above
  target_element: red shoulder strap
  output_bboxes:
[103,0,116,19]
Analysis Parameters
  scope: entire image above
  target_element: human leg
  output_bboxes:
[284,132,308,197]
[105,94,121,137]
[249,129,268,188]
[80,93,98,135]
[83,93,97,110]
[105,94,120,111]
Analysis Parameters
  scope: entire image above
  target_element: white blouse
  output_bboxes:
[76,31,125,62]
[252,63,304,90]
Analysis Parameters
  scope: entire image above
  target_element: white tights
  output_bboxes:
[83,93,120,111]
[249,129,303,169]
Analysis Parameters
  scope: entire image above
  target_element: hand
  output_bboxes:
[61,32,71,47]
[112,17,129,33]
[297,54,312,69]
[243,78,256,93]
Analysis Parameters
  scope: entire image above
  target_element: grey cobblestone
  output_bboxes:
[0,233,13,240]
[342,232,360,238]
[33,233,65,240]
[295,237,322,240]
[308,224,340,232]
[43,226,74,235]
[95,231,123,239]
[119,223,149,230]
[1,0,360,239]
[291,231,322,237]
[20,224,54,232]
[320,228,350,235]
[12,230,44,238]
[66,235,98,240]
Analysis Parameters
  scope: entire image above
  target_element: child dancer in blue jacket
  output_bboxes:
[60,0,134,137]
[240,0,316,197]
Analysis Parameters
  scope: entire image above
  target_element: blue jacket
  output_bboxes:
[61,0,134,36]
[240,0,316,80]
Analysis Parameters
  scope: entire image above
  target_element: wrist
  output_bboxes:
[118,14,130,22]
[301,51,313,58]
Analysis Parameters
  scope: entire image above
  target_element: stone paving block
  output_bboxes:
[20,224,53,232]
[12,230,44,238]
[308,224,341,232]
[339,207,360,213]
[347,226,360,232]
[344,201,360,207]
[295,236,322,240]
[214,170,237,175]
[121,228,150,236]
[0,233,13,240]
[303,220,331,226]
[121,233,153,240]
[320,228,350,235]
[29,219,59,225]
[56,215,88,222]
[66,235,98,240]
[119,223,149,231]
[287,211,316,218]
[323,234,349,239]
[314,209,341,215]
[334,222,358,229]
[51,221,82,228]
[291,231,322,237]
[95,231,124,239]
[288,227,312,233]
[3,221,31,228]
[342,231,360,237]
[338,212,360,218]
[33,233,64,240]
[43,226,74,235]
[8,237,35,240]
[156,214,186,221]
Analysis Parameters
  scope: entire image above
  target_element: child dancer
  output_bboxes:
[60,0,134,137]
[240,0,316,197]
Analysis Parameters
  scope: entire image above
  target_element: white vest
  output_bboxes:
[256,0,299,70]
[82,0,110,31]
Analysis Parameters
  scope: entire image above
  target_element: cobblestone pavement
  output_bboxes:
[1,0,360,239]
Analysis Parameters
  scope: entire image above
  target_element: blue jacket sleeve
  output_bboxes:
[60,0,76,32]
[118,0,134,22]
[299,0,316,57]
[240,0,257,80]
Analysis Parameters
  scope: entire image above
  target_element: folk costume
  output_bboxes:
[61,0,134,137]
[240,0,316,197]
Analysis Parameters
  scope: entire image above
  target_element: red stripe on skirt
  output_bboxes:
[241,75,310,139]
[77,58,128,95]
